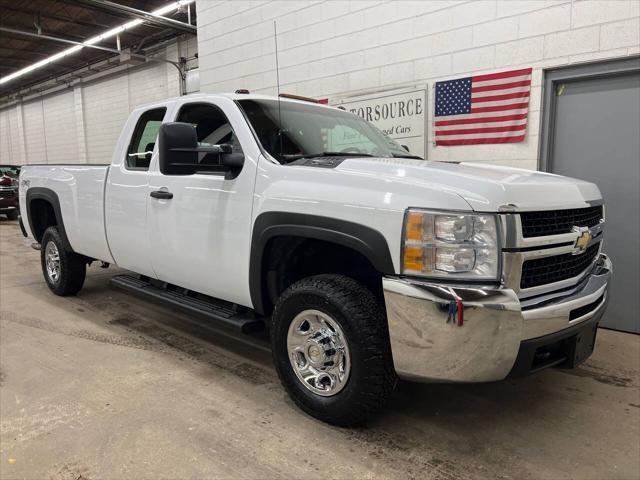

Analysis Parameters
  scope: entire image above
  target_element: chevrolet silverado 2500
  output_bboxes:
[19,93,612,425]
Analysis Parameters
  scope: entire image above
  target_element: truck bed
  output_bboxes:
[20,164,114,264]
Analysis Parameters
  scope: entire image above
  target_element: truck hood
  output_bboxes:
[335,158,602,212]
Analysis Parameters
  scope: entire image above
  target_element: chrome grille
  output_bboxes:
[520,243,600,289]
[520,206,603,238]
[501,205,605,297]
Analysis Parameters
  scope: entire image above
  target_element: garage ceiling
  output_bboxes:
[0,0,196,100]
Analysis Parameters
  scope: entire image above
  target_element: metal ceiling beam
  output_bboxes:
[0,26,149,59]
[1,39,187,104]
[0,48,51,57]
[0,58,46,65]
[0,56,86,69]
[1,26,90,44]
[0,5,147,38]
[0,55,118,104]
[0,26,186,100]
[69,0,196,34]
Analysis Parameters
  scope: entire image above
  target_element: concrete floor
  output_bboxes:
[0,219,638,480]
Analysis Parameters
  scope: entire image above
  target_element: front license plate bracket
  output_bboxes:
[558,323,598,369]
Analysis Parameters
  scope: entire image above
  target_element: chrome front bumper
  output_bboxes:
[383,253,612,383]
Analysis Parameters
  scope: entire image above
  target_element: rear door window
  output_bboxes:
[126,108,166,170]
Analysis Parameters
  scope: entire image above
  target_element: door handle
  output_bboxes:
[150,190,173,199]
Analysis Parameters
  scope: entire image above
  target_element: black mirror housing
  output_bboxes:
[159,122,245,178]
[221,152,245,179]
[158,122,199,175]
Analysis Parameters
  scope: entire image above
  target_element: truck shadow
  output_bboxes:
[77,270,561,421]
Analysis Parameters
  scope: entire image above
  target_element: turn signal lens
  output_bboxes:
[403,246,424,272]
[405,211,424,241]
[401,209,499,280]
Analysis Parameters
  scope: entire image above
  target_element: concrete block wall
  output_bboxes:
[0,36,197,165]
[0,105,24,165]
[197,0,640,169]
[42,90,79,164]
[83,73,133,164]
[22,101,48,165]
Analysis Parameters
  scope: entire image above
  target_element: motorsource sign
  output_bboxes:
[332,88,427,158]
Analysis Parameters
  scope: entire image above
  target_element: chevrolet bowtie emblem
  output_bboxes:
[572,226,592,254]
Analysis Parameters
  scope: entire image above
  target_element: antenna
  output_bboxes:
[273,21,283,159]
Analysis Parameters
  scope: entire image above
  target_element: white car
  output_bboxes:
[19,92,611,425]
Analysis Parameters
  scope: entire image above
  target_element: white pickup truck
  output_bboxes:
[19,92,611,425]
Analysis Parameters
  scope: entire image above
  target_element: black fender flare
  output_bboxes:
[25,187,73,251]
[249,212,395,315]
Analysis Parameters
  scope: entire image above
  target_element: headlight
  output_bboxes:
[402,209,500,280]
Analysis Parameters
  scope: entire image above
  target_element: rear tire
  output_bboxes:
[6,210,18,220]
[271,274,396,426]
[41,226,86,296]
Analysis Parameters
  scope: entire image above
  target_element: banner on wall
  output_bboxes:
[433,67,532,146]
[331,87,428,158]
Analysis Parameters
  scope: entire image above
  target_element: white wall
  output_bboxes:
[23,101,47,164]
[0,36,198,165]
[83,73,132,164]
[0,104,24,165]
[42,90,78,164]
[197,0,640,169]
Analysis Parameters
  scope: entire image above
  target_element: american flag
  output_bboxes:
[434,67,532,146]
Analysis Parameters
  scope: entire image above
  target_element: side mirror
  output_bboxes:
[158,122,199,175]
[221,151,245,179]
[158,122,244,178]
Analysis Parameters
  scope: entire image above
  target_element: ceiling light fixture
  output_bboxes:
[0,0,195,86]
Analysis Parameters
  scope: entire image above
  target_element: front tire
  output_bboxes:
[41,226,86,296]
[271,274,396,426]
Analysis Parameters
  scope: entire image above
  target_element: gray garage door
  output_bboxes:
[542,60,640,333]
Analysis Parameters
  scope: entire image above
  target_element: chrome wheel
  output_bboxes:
[286,309,351,396]
[45,241,61,284]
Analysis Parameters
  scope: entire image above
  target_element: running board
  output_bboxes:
[110,274,264,334]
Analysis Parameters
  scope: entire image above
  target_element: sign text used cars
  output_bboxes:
[333,88,427,158]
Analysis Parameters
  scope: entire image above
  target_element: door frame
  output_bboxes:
[539,56,640,172]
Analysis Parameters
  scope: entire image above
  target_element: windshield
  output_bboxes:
[237,99,419,163]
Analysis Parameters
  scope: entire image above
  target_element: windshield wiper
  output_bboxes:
[392,153,424,160]
[281,152,374,161]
